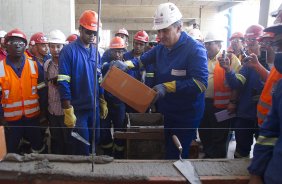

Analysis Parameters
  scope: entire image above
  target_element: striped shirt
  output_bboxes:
[44,59,64,116]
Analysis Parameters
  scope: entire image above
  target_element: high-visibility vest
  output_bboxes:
[213,61,231,108]
[0,58,40,121]
[257,68,282,126]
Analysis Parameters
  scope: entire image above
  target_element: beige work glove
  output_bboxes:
[63,106,76,128]
[99,97,108,119]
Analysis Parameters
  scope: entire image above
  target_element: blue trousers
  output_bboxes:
[67,108,100,155]
[234,117,259,157]
[163,116,198,159]
[100,103,126,151]
[5,117,43,153]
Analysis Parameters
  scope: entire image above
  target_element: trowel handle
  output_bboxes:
[172,135,183,152]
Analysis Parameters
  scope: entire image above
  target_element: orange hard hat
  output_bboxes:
[30,32,48,45]
[109,36,126,49]
[244,25,264,39]
[79,10,101,31]
[115,28,129,37]
[66,34,78,43]
[229,32,244,41]
[134,30,149,43]
[5,28,27,44]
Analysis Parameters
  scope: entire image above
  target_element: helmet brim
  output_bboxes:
[264,24,282,34]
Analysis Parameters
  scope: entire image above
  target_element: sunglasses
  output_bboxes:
[7,41,26,47]
[82,27,97,36]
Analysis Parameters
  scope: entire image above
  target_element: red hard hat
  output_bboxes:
[257,32,275,42]
[229,32,244,41]
[66,34,78,43]
[5,28,27,44]
[134,30,149,43]
[244,24,264,39]
[109,36,126,49]
[30,32,48,45]
[115,28,129,37]
[79,10,101,31]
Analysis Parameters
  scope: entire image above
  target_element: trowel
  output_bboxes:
[172,135,201,184]
[0,126,7,161]
[71,130,90,146]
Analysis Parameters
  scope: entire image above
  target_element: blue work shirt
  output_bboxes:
[248,79,282,184]
[139,31,208,126]
[225,66,264,119]
[6,55,26,77]
[58,37,102,110]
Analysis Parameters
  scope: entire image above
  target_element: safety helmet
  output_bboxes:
[30,32,48,45]
[79,10,101,31]
[0,30,7,38]
[5,28,27,44]
[188,29,203,41]
[244,25,264,39]
[153,2,182,30]
[134,30,149,43]
[257,32,275,42]
[66,34,78,44]
[229,32,244,41]
[264,10,282,34]
[115,28,129,37]
[271,3,282,17]
[204,31,224,43]
[109,36,126,49]
[48,30,66,44]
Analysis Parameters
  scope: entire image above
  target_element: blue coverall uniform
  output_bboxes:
[136,32,208,159]
[58,38,102,155]
[225,65,265,157]
[100,61,126,158]
[248,79,282,184]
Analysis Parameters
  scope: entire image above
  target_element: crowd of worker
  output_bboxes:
[0,2,281,183]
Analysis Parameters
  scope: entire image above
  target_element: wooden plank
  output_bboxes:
[0,126,7,161]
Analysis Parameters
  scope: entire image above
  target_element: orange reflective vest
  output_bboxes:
[0,58,40,121]
[214,62,231,108]
[257,68,282,126]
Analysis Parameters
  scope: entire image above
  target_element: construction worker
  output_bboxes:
[229,32,245,62]
[66,34,78,44]
[44,30,69,154]
[100,37,127,158]
[248,5,282,183]
[101,28,129,64]
[0,28,44,153]
[188,28,204,43]
[58,10,107,155]
[0,30,7,60]
[198,30,241,158]
[220,25,269,158]
[258,32,275,70]
[112,2,208,159]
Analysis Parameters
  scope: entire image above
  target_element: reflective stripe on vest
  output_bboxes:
[0,61,5,77]
[257,68,282,125]
[146,73,154,77]
[213,62,231,108]
[4,106,39,118]
[28,59,36,75]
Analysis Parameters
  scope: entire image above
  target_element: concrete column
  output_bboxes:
[0,0,75,39]
[258,0,270,27]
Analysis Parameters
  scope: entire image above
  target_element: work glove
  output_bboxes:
[152,84,167,101]
[63,106,76,128]
[99,97,108,119]
[110,60,128,71]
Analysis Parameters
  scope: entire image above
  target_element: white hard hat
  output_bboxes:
[204,31,224,43]
[0,30,7,38]
[188,29,203,41]
[153,2,182,30]
[48,29,66,44]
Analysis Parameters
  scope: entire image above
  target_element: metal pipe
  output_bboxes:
[92,0,102,172]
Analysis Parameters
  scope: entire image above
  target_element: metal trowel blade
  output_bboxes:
[173,159,201,184]
[71,131,90,145]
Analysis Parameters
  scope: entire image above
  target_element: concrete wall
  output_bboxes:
[0,0,75,40]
